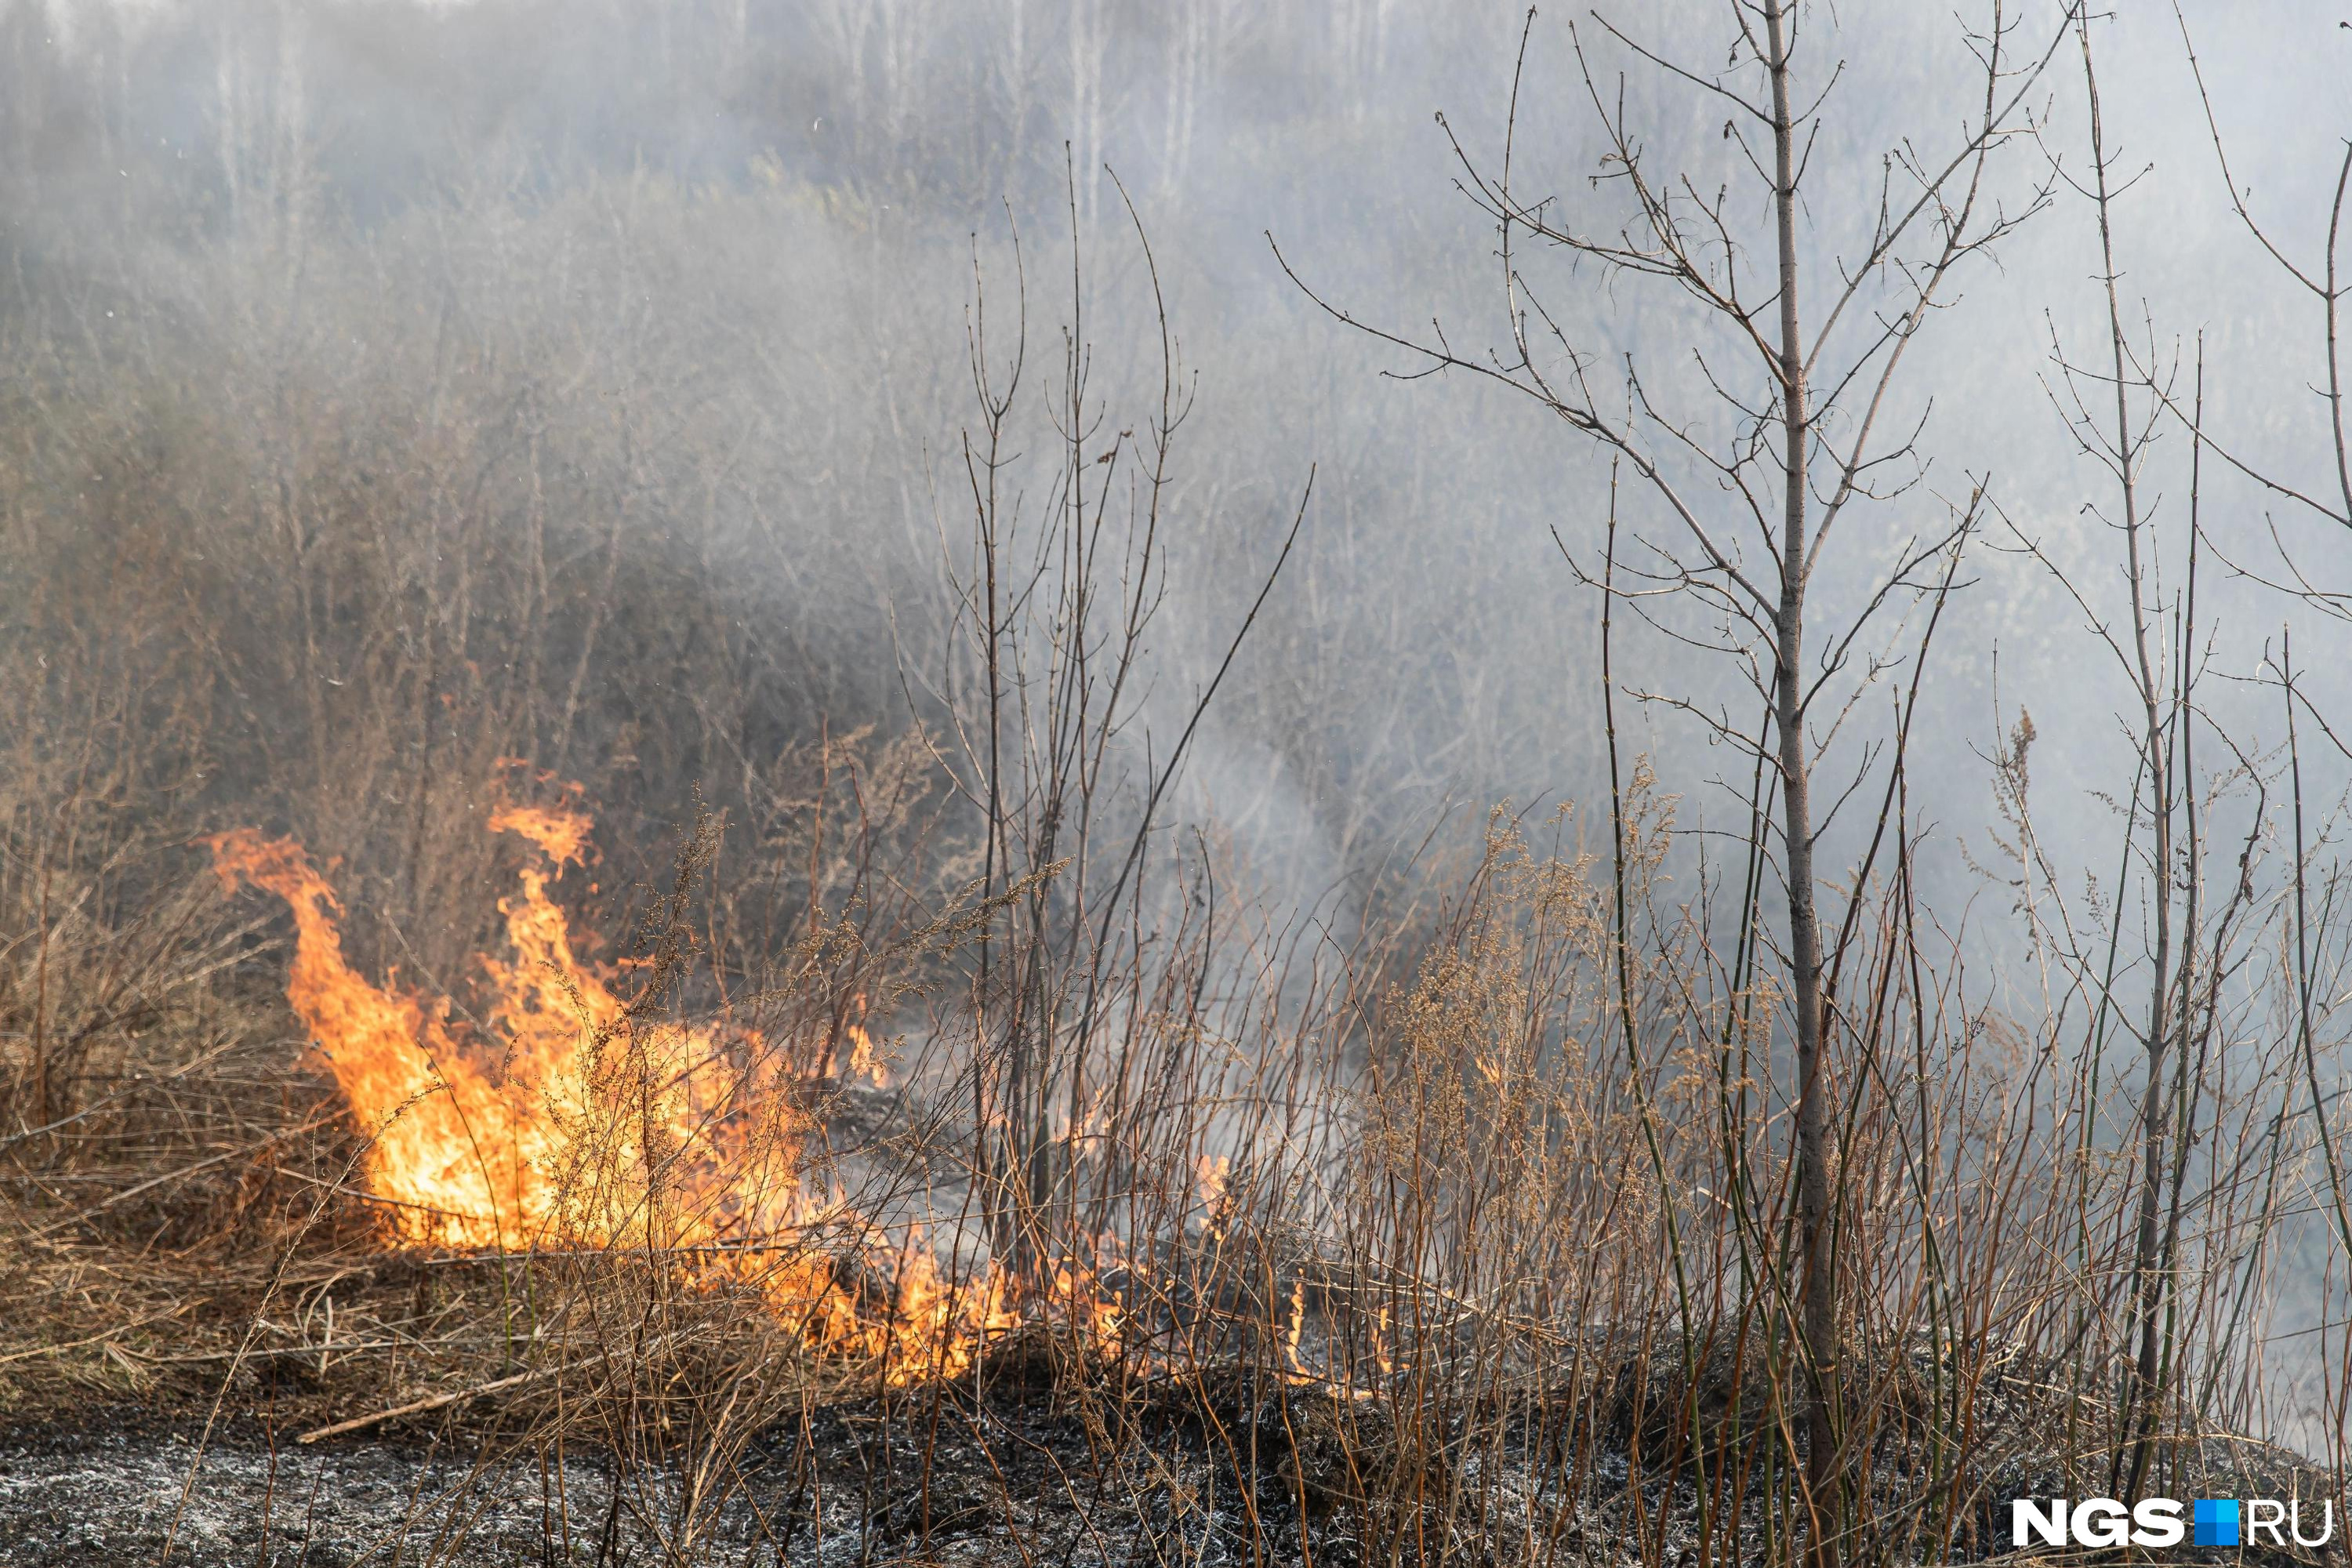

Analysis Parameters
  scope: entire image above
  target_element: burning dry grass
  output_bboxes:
[194,785,1105,1399]
[0,752,2334,1567]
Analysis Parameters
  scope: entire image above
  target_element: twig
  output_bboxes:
[0,1308,187,1366]
[296,1363,556,1445]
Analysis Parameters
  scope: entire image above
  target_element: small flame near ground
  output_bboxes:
[844,1004,887,1090]
[207,793,1092,1385]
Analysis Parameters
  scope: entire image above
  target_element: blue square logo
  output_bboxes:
[2194,1498,2240,1547]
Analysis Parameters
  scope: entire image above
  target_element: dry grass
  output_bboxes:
[6,16,2352,1563]
[3,760,2325,1565]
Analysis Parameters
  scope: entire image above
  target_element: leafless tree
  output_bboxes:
[1279,2,2073,1552]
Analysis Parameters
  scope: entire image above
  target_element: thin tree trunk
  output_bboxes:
[1762,0,1838,1548]
[2078,14,2177,1476]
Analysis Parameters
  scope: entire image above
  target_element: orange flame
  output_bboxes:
[209,829,540,1247]
[212,794,1113,1385]
[844,1019,888,1089]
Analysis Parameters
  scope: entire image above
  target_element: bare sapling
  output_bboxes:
[1278,2,2072,1555]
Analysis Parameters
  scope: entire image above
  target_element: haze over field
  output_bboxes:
[11,5,2352,1561]
[9,0,2351,917]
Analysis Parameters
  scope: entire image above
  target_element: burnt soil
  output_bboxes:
[0,1368,1349,1568]
[7,1373,2341,1568]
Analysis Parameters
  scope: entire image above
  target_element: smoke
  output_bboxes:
[5,0,2350,962]
[13,0,2352,1459]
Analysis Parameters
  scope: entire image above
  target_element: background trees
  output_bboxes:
[11,3,2352,1563]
